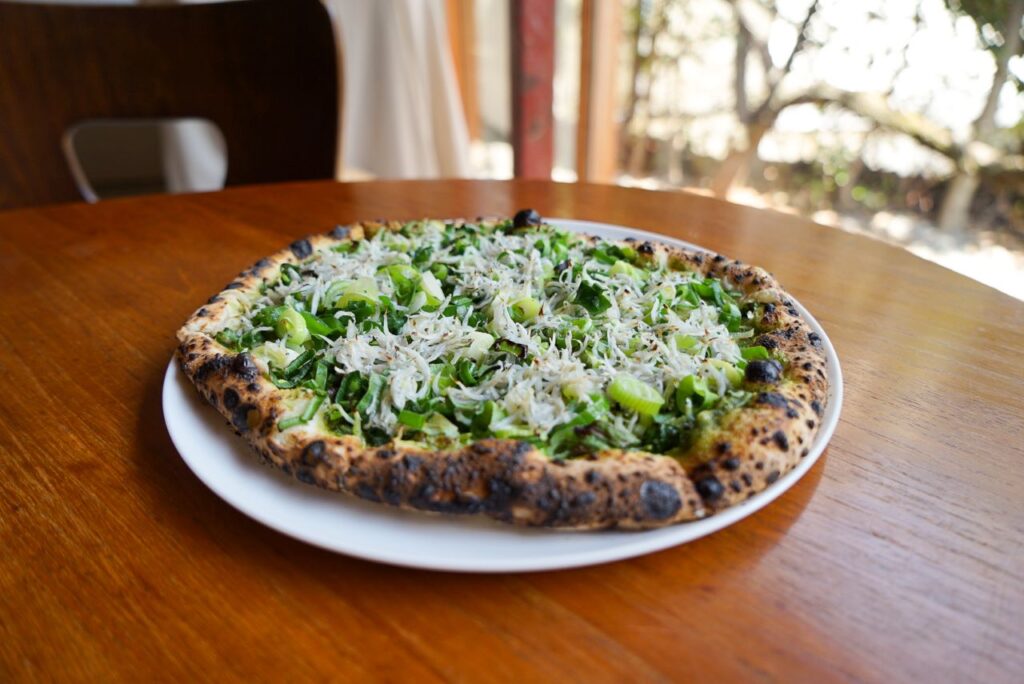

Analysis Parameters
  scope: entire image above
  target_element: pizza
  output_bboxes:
[176,210,829,529]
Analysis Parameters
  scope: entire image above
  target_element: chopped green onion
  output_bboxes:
[675,375,718,411]
[398,409,427,430]
[609,260,647,282]
[215,329,240,350]
[284,349,315,378]
[674,334,699,352]
[300,311,332,337]
[422,413,459,438]
[382,264,420,303]
[575,281,611,314]
[275,307,310,346]
[607,374,664,416]
[326,277,379,310]
[277,416,304,431]
[430,263,448,281]
[312,360,328,391]
[301,394,325,421]
[741,345,770,360]
[707,359,744,388]
[509,296,541,322]
[277,394,325,431]
[456,359,478,386]
[356,373,384,415]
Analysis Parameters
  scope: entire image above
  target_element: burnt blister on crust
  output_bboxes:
[289,238,313,259]
[174,218,830,529]
[639,480,682,520]
[745,359,783,384]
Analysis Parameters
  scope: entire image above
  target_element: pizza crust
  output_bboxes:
[176,219,829,529]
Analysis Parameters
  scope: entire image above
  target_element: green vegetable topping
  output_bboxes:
[216,215,777,458]
[607,374,665,417]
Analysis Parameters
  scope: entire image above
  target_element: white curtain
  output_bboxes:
[164,0,471,192]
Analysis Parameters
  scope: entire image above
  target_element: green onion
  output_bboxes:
[312,360,328,392]
[470,400,502,434]
[411,245,433,267]
[674,334,699,352]
[575,281,611,314]
[382,264,420,303]
[675,375,717,411]
[325,277,379,310]
[607,374,664,416]
[707,359,744,388]
[277,394,326,431]
[456,359,478,386]
[398,409,427,430]
[509,296,541,322]
[741,345,770,360]
[301,394,325,421]
[277,416,304,431]
[356,373,384,415]
[609,260,647,282]
[300,311,333,337]
[215,329,240,350]
[284,349,315,378]
[422,413,459,438]
[430,263,448,281]
[275,307,310,346]
[279,263,301,285]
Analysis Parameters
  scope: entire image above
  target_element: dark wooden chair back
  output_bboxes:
[0,0,339,209]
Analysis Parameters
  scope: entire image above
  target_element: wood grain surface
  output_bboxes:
[0,0,337,209]
[1,180,1021,682]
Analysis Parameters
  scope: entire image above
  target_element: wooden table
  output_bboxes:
[2,180,1022,682]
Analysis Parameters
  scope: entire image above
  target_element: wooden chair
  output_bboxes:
[0,0,339,210]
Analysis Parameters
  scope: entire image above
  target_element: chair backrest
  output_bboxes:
[0,0,339,209]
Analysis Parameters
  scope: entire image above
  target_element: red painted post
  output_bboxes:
[510,0,555,179]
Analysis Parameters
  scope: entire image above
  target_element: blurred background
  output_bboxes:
[467,0,1024,300]
[38,0,1024,299]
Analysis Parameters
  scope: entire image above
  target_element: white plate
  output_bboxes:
[163,219,843,572]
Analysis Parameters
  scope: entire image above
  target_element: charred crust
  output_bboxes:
[512,208,542,228]
[745,359,783,384]
[329,225,350,239]
[810,400,823,417]
[695,475,724,502]
[195,355,230,381]
[231,353,259,380]
[300,440,327,467]
[207,294,222,304]
[639,480,682,520]
[771,431,789,451]
[225,281,244,290]
[638,241,655,255]
[231,404,257,433]
[222,388,239,410]
[722,457,741,471]
[289,239,313,259]
[755,391,788,408]
[249,258,272,275]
